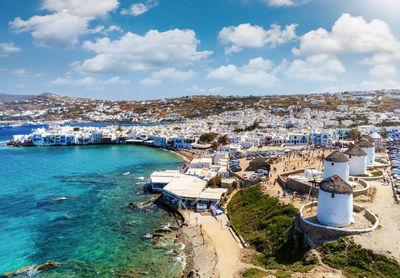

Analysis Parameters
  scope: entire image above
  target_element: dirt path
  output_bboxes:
[182,212,250,277]
[353,179,400,262]
[202,220,250,278]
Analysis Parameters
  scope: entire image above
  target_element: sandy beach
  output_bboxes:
[172,150,198,162]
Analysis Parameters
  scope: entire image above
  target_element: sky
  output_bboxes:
[1,0,400,100]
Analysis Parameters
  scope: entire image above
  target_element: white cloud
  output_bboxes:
[41,0,119,18]
[121,0,158,16]
[359,79,400,90]
[140,68,196,86]
[75,76,97,87]
[139,78,162,86]
[318,79,400,94]
[48,75,129,87]
[104,76,130,85]
[263,0,309,7]
[286,54,345,81]
[219,23,297,54]
[102,25,123,35]
[185,85,225,94]
[185,85,206,93]
[4,68,43,78]
[208,86,225,93]
[0,42,21,54]
[75,29,212,73]
[48,77,70,85]
[207,57,277,88]
[369,64,397,78]
[293,13,400,59]
[151,68,196,80]
[12,68,27,77]
[9,0,119,48]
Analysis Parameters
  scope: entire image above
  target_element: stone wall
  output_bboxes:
[278,169,369,198]
[298,202,379,243]
[286,178,318,197]
[353,178,370,197]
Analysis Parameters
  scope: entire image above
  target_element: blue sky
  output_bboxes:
[1,0,400,100]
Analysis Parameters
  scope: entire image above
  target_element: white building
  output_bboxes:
[173,136,196,149]
[317,175,353,227]
[190,157,212,169]
[286,134,308,146]
[150,170,182,192]
[304,168,323,180]
[323,151,350,182]
[162,175,227,211]
[344,145,367,176]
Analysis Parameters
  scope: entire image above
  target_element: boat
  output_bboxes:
[122,172,130,176]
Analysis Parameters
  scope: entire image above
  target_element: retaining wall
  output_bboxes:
[298,202,379,242]
[278,169,370,198]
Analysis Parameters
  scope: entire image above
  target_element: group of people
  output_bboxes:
[277,190,297,200]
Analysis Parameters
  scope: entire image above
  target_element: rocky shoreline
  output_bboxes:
[178,224,218,278]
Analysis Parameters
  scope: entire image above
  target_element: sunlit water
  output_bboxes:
[0,126,184,277]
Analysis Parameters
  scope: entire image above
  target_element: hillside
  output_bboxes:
[0,93,38,103]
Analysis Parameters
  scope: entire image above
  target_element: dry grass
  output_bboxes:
[367,186,377,202]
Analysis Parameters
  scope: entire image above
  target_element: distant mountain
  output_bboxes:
[0,93,38,103]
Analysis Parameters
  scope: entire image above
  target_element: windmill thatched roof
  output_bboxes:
[319,175,353,194]
[356,139,374,148]
[344,145,367,156]
[325,151,349,162]
[360,134,373,142]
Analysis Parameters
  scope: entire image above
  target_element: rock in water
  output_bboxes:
[37,262,60,271]
[128,202,139,210]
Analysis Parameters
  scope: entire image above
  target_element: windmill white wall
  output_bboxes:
[361,147,375,166]
[323,161,349,182]
[346,154,367,176]
[317,189,353,227]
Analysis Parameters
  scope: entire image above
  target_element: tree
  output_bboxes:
[207,175,222,188]
[218,134,229,145]
[211,141,220,150]
[348,128,362,141]
[200,132,218,143]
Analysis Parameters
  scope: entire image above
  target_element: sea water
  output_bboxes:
[0,126,184,277]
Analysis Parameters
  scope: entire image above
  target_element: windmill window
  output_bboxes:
[331,192,335,198]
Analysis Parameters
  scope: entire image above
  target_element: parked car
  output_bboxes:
[256,169,269,175]
[249,174,259,181]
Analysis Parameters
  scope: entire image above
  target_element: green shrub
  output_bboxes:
[242,268,268,278]
[371,171,383,177]
[320,241,400,278]
[228,185,311,272]
[274,270,293,278]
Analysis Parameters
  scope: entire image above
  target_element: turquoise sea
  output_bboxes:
[0,126,184,277]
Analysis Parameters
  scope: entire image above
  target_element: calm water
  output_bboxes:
[0,126,184,277]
